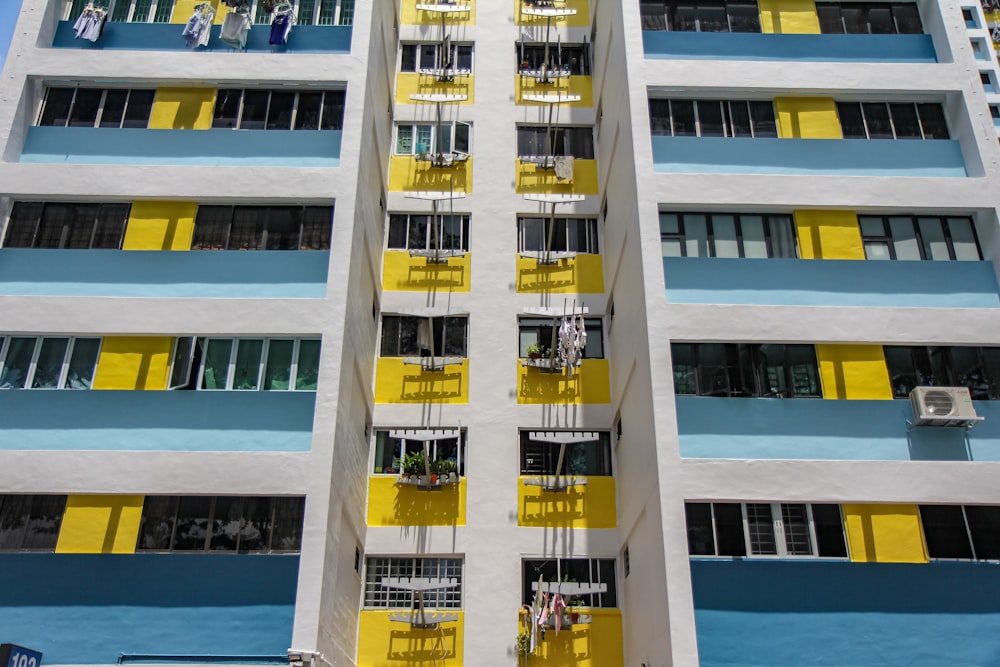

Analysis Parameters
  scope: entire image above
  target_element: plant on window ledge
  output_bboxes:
[402,450,426,479]
[526,343,544,359]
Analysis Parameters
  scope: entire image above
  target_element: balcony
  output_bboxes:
[517,358,610,404]
[357,611,464,665]
[518,476,616,528]
[643,32,935,62]
[0,390,316,452]
[388,156,472,193]
[515,607,624,666]
[21,127,342,167]
[650,136,966,177]
[366,476,466,526]
[515,158,599,195]
[52,21,351,53]
[663,257,1000,308]
[516,254,604,294]
[0,249,329,298]
[375,358,469,404]
[675,396,1000,461]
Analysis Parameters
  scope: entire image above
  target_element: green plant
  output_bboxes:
[516,631,531,658]
[437,459,458,476]
[402,450,426,475]
[526,343,542,357]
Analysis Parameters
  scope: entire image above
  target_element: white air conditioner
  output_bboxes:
[909,386,984,429]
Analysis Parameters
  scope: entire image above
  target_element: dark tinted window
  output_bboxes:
[920,505,974,559]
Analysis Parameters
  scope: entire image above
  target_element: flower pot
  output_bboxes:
[430,474,439,483]
[529,352,541,359]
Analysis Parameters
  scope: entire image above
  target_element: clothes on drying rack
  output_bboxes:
[182,5,216,48]
[553,155,575,181]
[269,12,294,46]
[72,6,107,42]
[220,11,252,49]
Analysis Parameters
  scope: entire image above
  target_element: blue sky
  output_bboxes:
[0,0,24,71]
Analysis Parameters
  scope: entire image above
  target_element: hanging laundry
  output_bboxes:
[182,4,216,49]
[554,155,575,181]
[73,5,108,42]
[270,11,294,46]
[550,593,567,635]
[220,10,252,49]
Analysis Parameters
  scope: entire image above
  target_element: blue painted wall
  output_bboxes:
[663,257,1000,308]
[0,390,315,451]
[0,553,298,665]
[21,127,342,166]
[691,559,1000,667]
[0,249,330,298]
[52,21,351,53]
[676,396,1000,461]
[650,136,967,177]
[642,32,935,62]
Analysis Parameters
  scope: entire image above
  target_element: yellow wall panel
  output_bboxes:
[516,254,604,294]
[517,359,610,405]
[375,358,469,404]
[518,609,624,667]
[518,476,616,528]
[775,97,842,139]
[389,156,472,194]
[383,251,471,292]
[515,75,594,108]
[367,477,466,527]
[148,89,216,130]
[758,0,820,33]
[401,0,475,25]
[92,337,174,390]
[56,495,144,554]
[515,160,599,196]
[515,0,590,27]
[171,0,231,24]
[843,504,929,563]
[357,611,464,666]
[816,344,893,400]
[396,74,474,105]
[123,201,198,251]
[793,210,864,260]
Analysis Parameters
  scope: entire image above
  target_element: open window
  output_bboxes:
[168,337,321,391]
[372,428,466,488]
[518,214,597,263]
[0,336,101,390]
[685,502,848,558]
[520,430,611,491]
[670,342,821,397]
[395,122,471,167]
[516,125,594,175]
[518,314,604,374]
[388,212,469,262]
[365,556,462,629]
[380,312,468,371]
[401,42,473,80]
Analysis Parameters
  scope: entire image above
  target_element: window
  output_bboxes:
[371,429,466,475]
[836,102,949,140]
[859,215,981,261]
[982,71,999,93]
[380,315,468,357]
[522,558,618,607]
[0,336,101,390]
[364,557,463,608]
[281,0,354,26]
[516,126,595,159]
[191,206,333,250]
[387,214,470,252]
[639,0,762,32]
[519,431,612,476]
[659,212,796,258]
[401,43,474,74]
[3,202,129,249]
[68,0,174,23]
[648,99,777,138]
[972,39,989,60]
[136,496,305,553]
[516,43,591,75]
[169,337,321,391]
[518,217,599,254]
[964,8,979,28]
[670,343,821,397]
[0,495,67,551]
[884,345,1000,399]
[920,505,1000,561]
[38,88,154,129]
[394,123,471,157]
[518,317,605,359]
[686,502,848,558]
[816,2,922,33]
[212,90,345,130]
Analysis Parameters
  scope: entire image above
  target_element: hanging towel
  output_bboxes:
[220,11,251,49]
[269,12,293,45]
[551,593,567,635]
[182,7,215,48]
[554,155,574,181]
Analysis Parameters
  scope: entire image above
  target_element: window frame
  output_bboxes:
[400,42,475,74]
[393,123,473,157]
[517,216,600,255]
[671,342,822,398]
[920,504,1000,562]
[517,316,605,360]
[371,428,467,476]
[0,495,68,552]
[211,89,346,131]
[386,213,470,252]
[251,0,355,25]
[190,205,333,251]
[67,0,174,23]
[515,125,596,160]
[639,0,763,33]
[168,337,321,392]
[858,214,982,261]
[521,557,618,608]
[0,335,103,390]
[884,345,1000,400]
[516,42,592,75]
[658,211,798,259]
[37,87,155,129]
[379,314,469,358]
[363,556,464,609]
[648,99,778,138]
[836,101,950,140]
[815,1,924,34]
[3,202,130,250]
[519,430,613,476]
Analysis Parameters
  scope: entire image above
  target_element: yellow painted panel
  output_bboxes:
[758,0,819,33]
[774,97,842,139]
[171,0,231,24]
[366,477,466,527]
[517,358,610,405]
[518,476,616,528]
[56,495,144,554]
[389,156,472,194]
[793,210,864,260]
[358,610,464,666]
[396,74,474,105]
[92,337,174,390]
[515,75,594,108]
[123,201,197,251]
[515,0,590,27]
[843,504,928,563]
[382,251,471,292]
[516,254,604,294]
[518,608,624,667]
[515,160,598,196]
[375,358,469,404]
[402,0,475,25]
[816,344,893,400]
[148,88,216,130]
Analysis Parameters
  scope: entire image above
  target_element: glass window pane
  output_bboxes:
[951,346,988,399]
[209,496,243,551]
[172,496,212,551]
[266,92,295,130]
[862,103,893,138]
[295,93,322,130]
[713,503,747,557]
[300,208,331,250]
[649,99,672,136]
[686,503,715,555]
[918,217,949,260]
[781,504,813,555]
[4,203,43,248]
[892,4,922,34]
[917,104,949,139]
[867,7,894,33]
[264,340,294,390]
[408,215,429,250]
[746,503,777,555]
[0,496,30,549]
[859,216,886,238]
[232,339,263,390]
[212,89,241,129]
[191,206,231,250]
[889,103,922,139]
[697,4,726,31]
[240,91,269,130]
[229,207,265,250]
[728,3,760,32]
[670,100,696,136]
[99,90,128,128]
[865,240,891,260]
[264,208,300,250]
[812,504,848,557]
[443,317,468,357]
[682,214,709,257]
[711,215,738,257]
[661,239,683,257]
[671,343,697,394]
[374,432,403,474]
[65,338,100,389]
[63,204,99,249]
[396,126,413,154]
[787,344,820,396]
[122,90,154,128]
[671,5,696,31]
[749,101,777,137]
[39,88,75,126]
[966,506,1000,560]
[320,92,344,130]
[67,89,102,127]
[238,496,272,552]
[837,102,867,138]
[137,496,176,550]
[1,337,36,389]
[21,496,66,550]
[92,204,129,249]
[31,338,69,389]
[270,497,304,551]
[697,101,725,136]
[201,339,234,389]
[948,218,980,260]
[920,505,974,559]
[817,4,844,33]
[841,5,866,32]
[297,0,316,25]
[295,340,321,390]
[768,216,796,258]
[889,217,921,260]
[727,101,752,137]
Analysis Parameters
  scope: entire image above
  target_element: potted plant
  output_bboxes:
[402,450,426,481]
[526,343,543,359]
[516,631,531,661]
[429,458,443,483]
[438,459,458,482]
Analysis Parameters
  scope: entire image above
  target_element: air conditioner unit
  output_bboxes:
[909,386,984,429]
